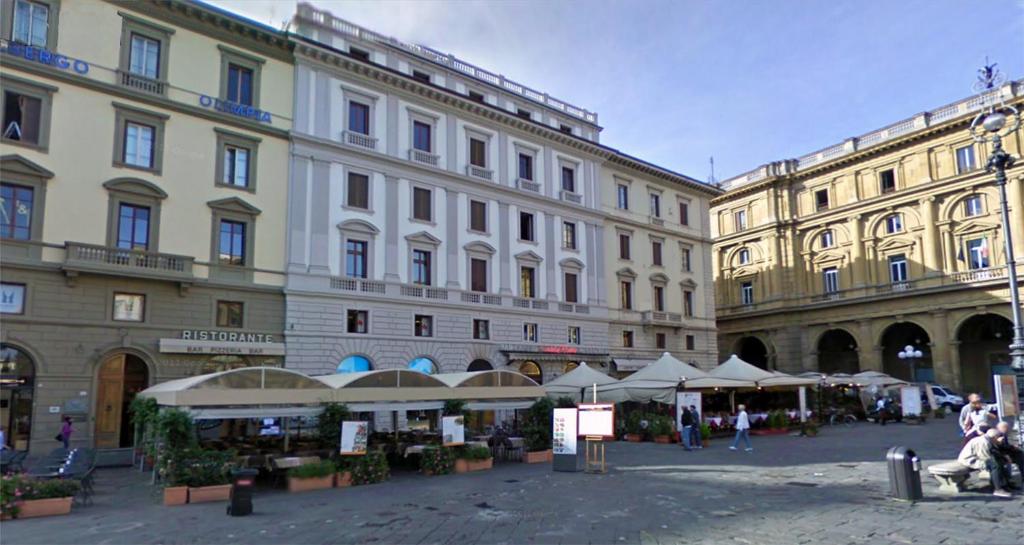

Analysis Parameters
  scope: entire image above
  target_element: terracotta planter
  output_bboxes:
[625,434,643,442]
[335,471,352,488]
[524,449,552,464]
[188,484,231,503]
[16,497,73,519]
[288,475,334,493]
[464,458,493,472]
[163,486,189,506]
[454,459,469,473]
[654,435,672,444]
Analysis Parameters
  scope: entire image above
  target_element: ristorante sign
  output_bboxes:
[159,330,284,356]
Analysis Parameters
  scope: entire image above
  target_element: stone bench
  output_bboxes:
[928,461,1022,493]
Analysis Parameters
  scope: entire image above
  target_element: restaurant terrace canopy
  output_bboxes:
[601,352,747,403]
[137,367,546,415]
[543,362,622,402]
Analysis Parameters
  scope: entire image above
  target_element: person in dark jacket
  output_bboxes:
[680,407,695,450]
[689,405,703,449]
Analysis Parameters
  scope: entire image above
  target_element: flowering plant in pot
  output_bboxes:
[287,460,336,492]
[420,446,455,476]
[351,450,390,485]
[4,475,80,518]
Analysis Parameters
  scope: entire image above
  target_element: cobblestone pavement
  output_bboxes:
[4,419,1021,545]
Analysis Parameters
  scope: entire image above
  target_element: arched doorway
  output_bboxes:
[957,313,1014,398]
[467,359,492,371]
[1,344,35,451]
[563,361,579,374]
[95,353,149,449]
[337,355,372,373]
[817,329,860,374]
[408,357,437,374]
[880,322,933,383]
[519,361,542,384]
[736,336,769,369]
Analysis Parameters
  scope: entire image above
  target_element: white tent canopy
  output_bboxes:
[543,362,620,401]
[601,352,740,403]
[758,371,821,388]
[708,354,776,384]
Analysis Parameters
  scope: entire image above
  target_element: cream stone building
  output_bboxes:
[0,0,292,454]
[601,159,719,374]
[711,82,1024,399]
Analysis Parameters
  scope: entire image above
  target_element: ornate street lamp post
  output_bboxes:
[969,63,1024,375]
[897,345,923,383]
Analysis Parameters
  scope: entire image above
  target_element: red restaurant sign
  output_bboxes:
[541,346,578,354]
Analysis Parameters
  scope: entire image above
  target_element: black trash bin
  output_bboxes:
[886,446,923,501]
[227,468,259,516]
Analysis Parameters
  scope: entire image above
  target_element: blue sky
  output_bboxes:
[209,0,1024,182]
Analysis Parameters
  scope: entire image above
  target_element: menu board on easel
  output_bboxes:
[442,415,465,446]
[340,421,368,455]
[577,403,615,439]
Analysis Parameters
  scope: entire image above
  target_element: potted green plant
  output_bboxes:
[171,448,235,503]
[801,420,819,437]
[523,398,554,463]
[456,445,493,472]
[700,422,711,444]
[4,475,80,518]
[334,457,353,487]
[1,474,19,520]
[351,450,390,485]
[287,460,336,492]
[651,416,674,443]
[317,402,351,450]
[420,446,455,476]
[624,412,643,442]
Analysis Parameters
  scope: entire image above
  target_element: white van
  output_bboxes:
[923,385,965,410]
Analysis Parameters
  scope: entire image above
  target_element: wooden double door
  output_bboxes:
[94,354,149,449]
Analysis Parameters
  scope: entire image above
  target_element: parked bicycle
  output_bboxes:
[827,408,857,427]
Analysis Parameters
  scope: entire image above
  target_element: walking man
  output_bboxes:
[729,404,752,452]
[689,405,703,449]
[680,406,695,450]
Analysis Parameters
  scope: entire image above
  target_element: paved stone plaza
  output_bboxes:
[3,419,1021,545]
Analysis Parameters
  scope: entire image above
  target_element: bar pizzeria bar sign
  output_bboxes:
[158,330,285,356]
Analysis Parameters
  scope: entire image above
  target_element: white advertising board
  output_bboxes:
[900,386,922,417]
[442,415,465,446]
[577,403,614,438]
[675,392,702,428]
[553,408,578,455]
[340,421,368,455]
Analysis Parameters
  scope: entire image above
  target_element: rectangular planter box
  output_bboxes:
[750,428,789,436]
[16,497,73,519]
[464,458,493,472]
[454,459,469,473]
[163,486,188,506]
[288,475,334,493]
[335,472,352,488]
[524,449,552,464]
[625,434,643,442]
[654,435,672,444]
[188,484,231,503]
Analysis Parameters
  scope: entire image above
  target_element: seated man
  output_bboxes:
[995,421,1024,487]
[958,428,1014,498]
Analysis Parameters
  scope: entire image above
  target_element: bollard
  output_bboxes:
[885,446,923,501]
[227,468,259,516]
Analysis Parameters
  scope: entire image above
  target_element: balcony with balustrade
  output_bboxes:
[409,149,440,167]
[117,70,166,95]
[63,242,194,282]
[466,165,493,181]
[325,276,597,317]
[343,131,378,150]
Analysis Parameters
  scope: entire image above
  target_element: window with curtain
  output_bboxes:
[129,33,161,79]
[2,91,41,145]
[12,0,48,47]
[223,146,250,187]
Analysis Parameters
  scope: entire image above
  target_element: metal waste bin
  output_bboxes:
[886,446,923,501]
[227,468,259,516]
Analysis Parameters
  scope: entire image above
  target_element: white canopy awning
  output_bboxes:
[758,371,821,388]
[544,362,620,401]
[613,358,653,372]
[707,354,774,385]
[601,352,724,403]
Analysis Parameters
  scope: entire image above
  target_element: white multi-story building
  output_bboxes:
[284,3,720,388]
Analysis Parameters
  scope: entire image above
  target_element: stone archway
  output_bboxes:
[880,322,933,383]
[0,343,36,451]
[816,329,860,375]
[735,336,770,369]
[95,352,150,449]
[956,313,1014,398]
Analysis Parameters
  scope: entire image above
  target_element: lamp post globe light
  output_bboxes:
[969,62,1024,374]
[897,345,924,383]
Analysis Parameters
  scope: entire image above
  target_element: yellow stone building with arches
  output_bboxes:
[711,81,1024,398]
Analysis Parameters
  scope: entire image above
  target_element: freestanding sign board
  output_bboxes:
[900,386,922,418]
[442,416,465,446]
[553,407,579,472]
[675,392,702,430]
[340,421,368,455]
[994,375,1020,419]
[577,403,615,439]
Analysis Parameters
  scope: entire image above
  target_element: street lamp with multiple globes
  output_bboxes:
[897,345,923,383]
[969,62,1024,374]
